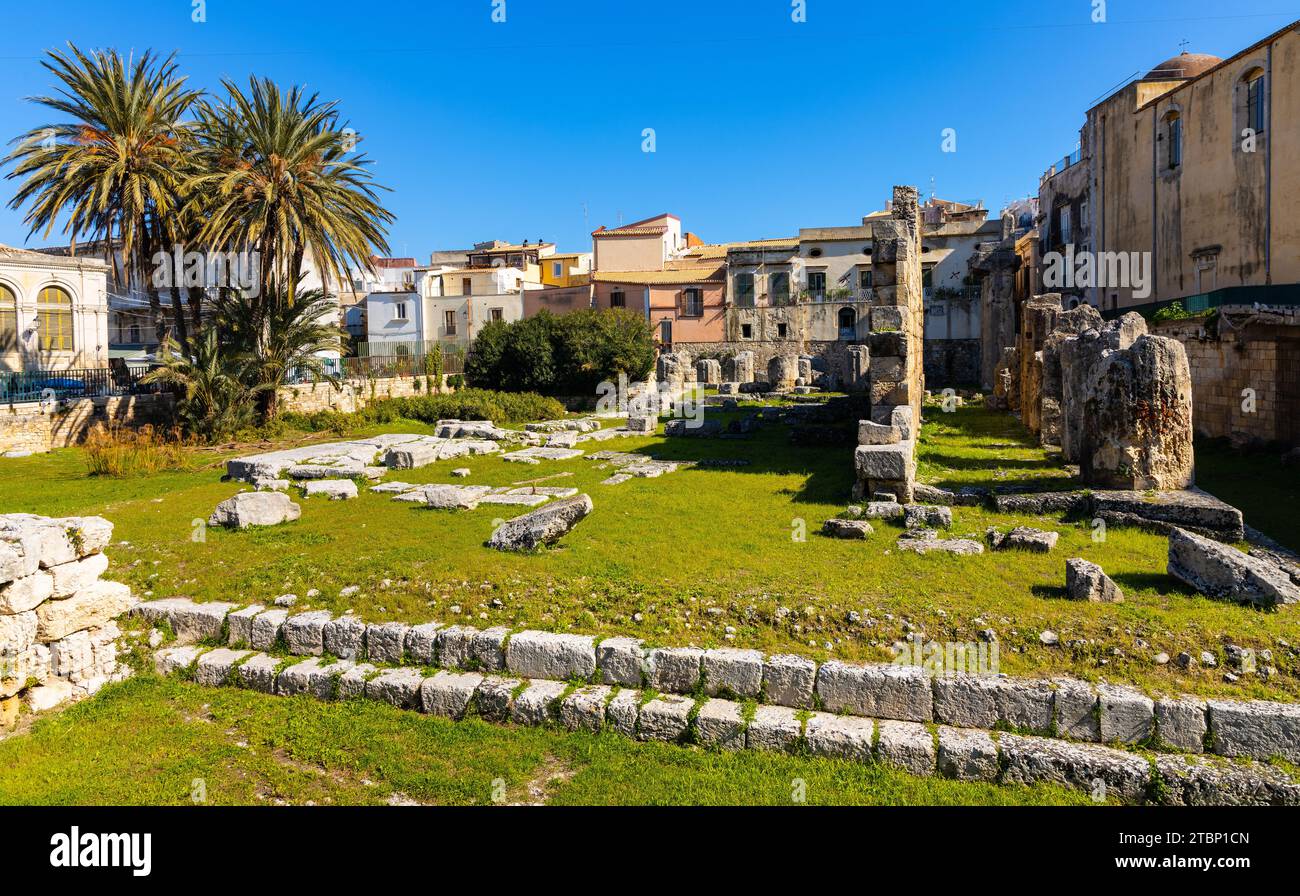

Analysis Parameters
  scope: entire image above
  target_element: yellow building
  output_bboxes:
[538,252,592,287]
[1038,21,1300,311]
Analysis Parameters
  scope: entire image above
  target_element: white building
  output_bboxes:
[364,264,532,353]
[0,244,109,374]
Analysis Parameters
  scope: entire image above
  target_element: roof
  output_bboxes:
[593,267,723,285]
[681,238,799,260]
[1143,51,1223,81]
[545,252,591,259]
[593,212,679,238]
[370,256,417,268]
[469,242,555,254]
[0,243,106,270]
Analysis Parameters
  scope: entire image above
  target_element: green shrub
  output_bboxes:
[465,309,654,395]
[275,388,565,435]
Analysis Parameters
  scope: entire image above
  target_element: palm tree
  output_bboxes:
[189,78,393,306]
[216,287,343,417]
[4,44,202,345]
[140,329,263,441]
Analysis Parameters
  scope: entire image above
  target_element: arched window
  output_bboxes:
[837,306,856,340]
[37,285,73,352]
[1164,111,1182,170]
[0,284,16,353]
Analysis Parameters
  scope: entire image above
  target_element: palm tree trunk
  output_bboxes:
[169,285,190,354]
[188,286,204,336]
[139,216,167,348]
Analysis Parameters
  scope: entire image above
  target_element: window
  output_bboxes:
[393,302,408,321]
[552,262,563,278]
[610,289,625,309]
[741,323,753,339]
[777,323,788,338]
[490,308,503,322]
[1057,204,1072,246]
[808,248,823,258]
[770,272,790,306]
[0,284,15,353]
[922,267,934,288]
[444,310,457,335]
[658,320,672,344]
[1166,112,1182,169]
[1245,71,1265,133]
[859,270,873,290]
[734,273,755,307]
[681,288,703,317]
[462,277,472,295]
[807,271,826,298]
[37,285,73,352]
[838,306,856,339]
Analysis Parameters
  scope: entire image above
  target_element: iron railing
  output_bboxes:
[285,352,466,385]
[0,363,156,404]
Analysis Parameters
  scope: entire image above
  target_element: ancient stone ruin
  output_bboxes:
[853,186,926,503]
[1,513,134,724]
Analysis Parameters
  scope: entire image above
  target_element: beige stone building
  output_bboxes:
[0,244,109,375]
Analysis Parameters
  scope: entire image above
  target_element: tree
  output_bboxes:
[5,45,203,345]
[188,78,393,305]
[141,329,262,441]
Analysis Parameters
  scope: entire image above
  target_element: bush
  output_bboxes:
[465,309,654,396]
[84,424,191,477]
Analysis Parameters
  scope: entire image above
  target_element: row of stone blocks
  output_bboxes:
[131,597,1300,767]
[155,643,1300,805]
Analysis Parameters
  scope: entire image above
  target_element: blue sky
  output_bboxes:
[1,0,1294,257]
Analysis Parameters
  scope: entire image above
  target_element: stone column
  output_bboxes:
[1017,293,1063,436]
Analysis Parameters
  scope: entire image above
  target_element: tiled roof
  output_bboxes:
[593,267,723,285]
[682,238,799,259]
[592,226,667,238]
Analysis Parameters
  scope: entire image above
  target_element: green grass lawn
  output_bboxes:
[0,403,1295,702]
[0,676,1095,806]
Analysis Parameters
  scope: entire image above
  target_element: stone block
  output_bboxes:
[48,553,109,599]
[858,420,901,446]
[226,604,265,647]
[249,608,288,651]
[208,491,301,528]
[559,685,612,732]
[1155,696,1207,753]
[472,627,509,672]
[0,570,54,615]
[404,622,443,665]
[475,675,522,722]
[854,442,915,483]
[763,654,816,708]
[596,637,646,687]
[1097,683,1154,744]
[195,648,251,687]
[1053,678,1100,741]
[1206,699,1300,763]
[746,704,803,752]
[505,630,596,681]
[646,647,703,693]
[435,625,478,669]
[277,657,351,699]
[488,494,593,551]
[323,615,367,659]
[1065,558,1123,602]
[236,653,281,693]
[35,580,135,641]
[637,694,694,742]
[606,689,641,737]
[510,679,567,726]
[282,610,332,656]
[701,648,763,698]
[154,644,203,676]
[695,698,746,750]
[876,720,936,777]
[337,663,377,700]
[365,667,424,709]
[1168,528,1300,608]
[936,726,999,781]
[420,671,483,719]
[932,675,1054,733]
[804,714,874,762]
[816,661,933,722]
[365,622,410,664]
[999,733,1150,803]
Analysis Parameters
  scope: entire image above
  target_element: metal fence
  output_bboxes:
[285,352,467,385]
[0,363,156,405]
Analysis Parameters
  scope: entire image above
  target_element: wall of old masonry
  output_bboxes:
[0,393,176,455]
[852,186,926,502]
[1,514,135,728]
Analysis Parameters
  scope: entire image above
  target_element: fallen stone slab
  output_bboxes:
[502,446,584,464]
[1065,558,1123,602]
[559,685,612,732]
[990,491,1087,515]
[822,519,874,539]
[804,713,874,762]
[1168,528,1300,608]
[999,733,1150,803]
[208,491,301,529]
[368,481,419,494]
[701,648,763,698]
[763,654,817,709]
[420,671,483,719]
[815,661,933,722]
[507,486,579,498]
[510,679,567,726]
[488,494,593,551]
[300,479,358,500]
[987,526,1059,553]
[1092,488,1244,542]
[876,720,936,777]
[904,505,952,530]
[1206,699,1300,763]
[478,493,550,507]
[937,726,1000,782]
[861,501,904,520]
[695,698,746,750]
[505,630,596,680]
[637,694,694,742]
[195,648,251,688]
[421,485,493,510]
[897,535,984,556]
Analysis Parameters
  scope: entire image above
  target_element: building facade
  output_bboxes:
[0,244,109,375]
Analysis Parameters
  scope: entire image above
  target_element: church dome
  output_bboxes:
[1143,51,1222,81]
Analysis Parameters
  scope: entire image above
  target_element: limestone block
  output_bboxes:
[876,720,936,776]
[36,580,135,641]
[300,479,358,500]
[488,495,593,551]
[249,608,288,651]
[420,670,483,719]
[701,648,763,698]
[1206,699,1300,763]
[937,726,999,781]
[208,491,301,528]
[505,630,596,681]
[277,657,351,699]
[236,653,281,692]
[1065,558,1123,602]
[435,625,479,669]
[762,654,816,708]
[605,688,641,737]
[999,733,1149,803]
[695,698,746,750]
[1053,678,1100,741]
[815,661,933,721]
[559,685,612,732]
[637,693,694,742]
[366,622,410,664]
[746,704,803,752]
[932,675,1054,732]
[472,627,509,672]
[322,615,367,659]
[283,610,332,656]
[1097,683,1154,744]
[195,648,251,687]
[365,667,424,709]
[337,663,377,700]
[404,622,444,665]
[226,605,265,647]
[0,571,54,614]
[475,675,522,722]
[646,647,703,693]
[1168,528,1300,608]
[858,421,901,446]
[804,713,875,762]
[1155,696,1207,753]
[154,644,203,676]
[510,679,566,726]
[596,636,646,687]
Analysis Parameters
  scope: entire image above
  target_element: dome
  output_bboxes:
[1143,51,1222,81]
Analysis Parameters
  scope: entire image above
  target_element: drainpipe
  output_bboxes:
[1151,105,1159,307]
[1265,42,1273,285]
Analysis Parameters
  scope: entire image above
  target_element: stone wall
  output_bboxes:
[923,339,981,389]
[0,393,176,455]
[1,514,134,727]
[277,374,458,416]
[1154,307,1300,448]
